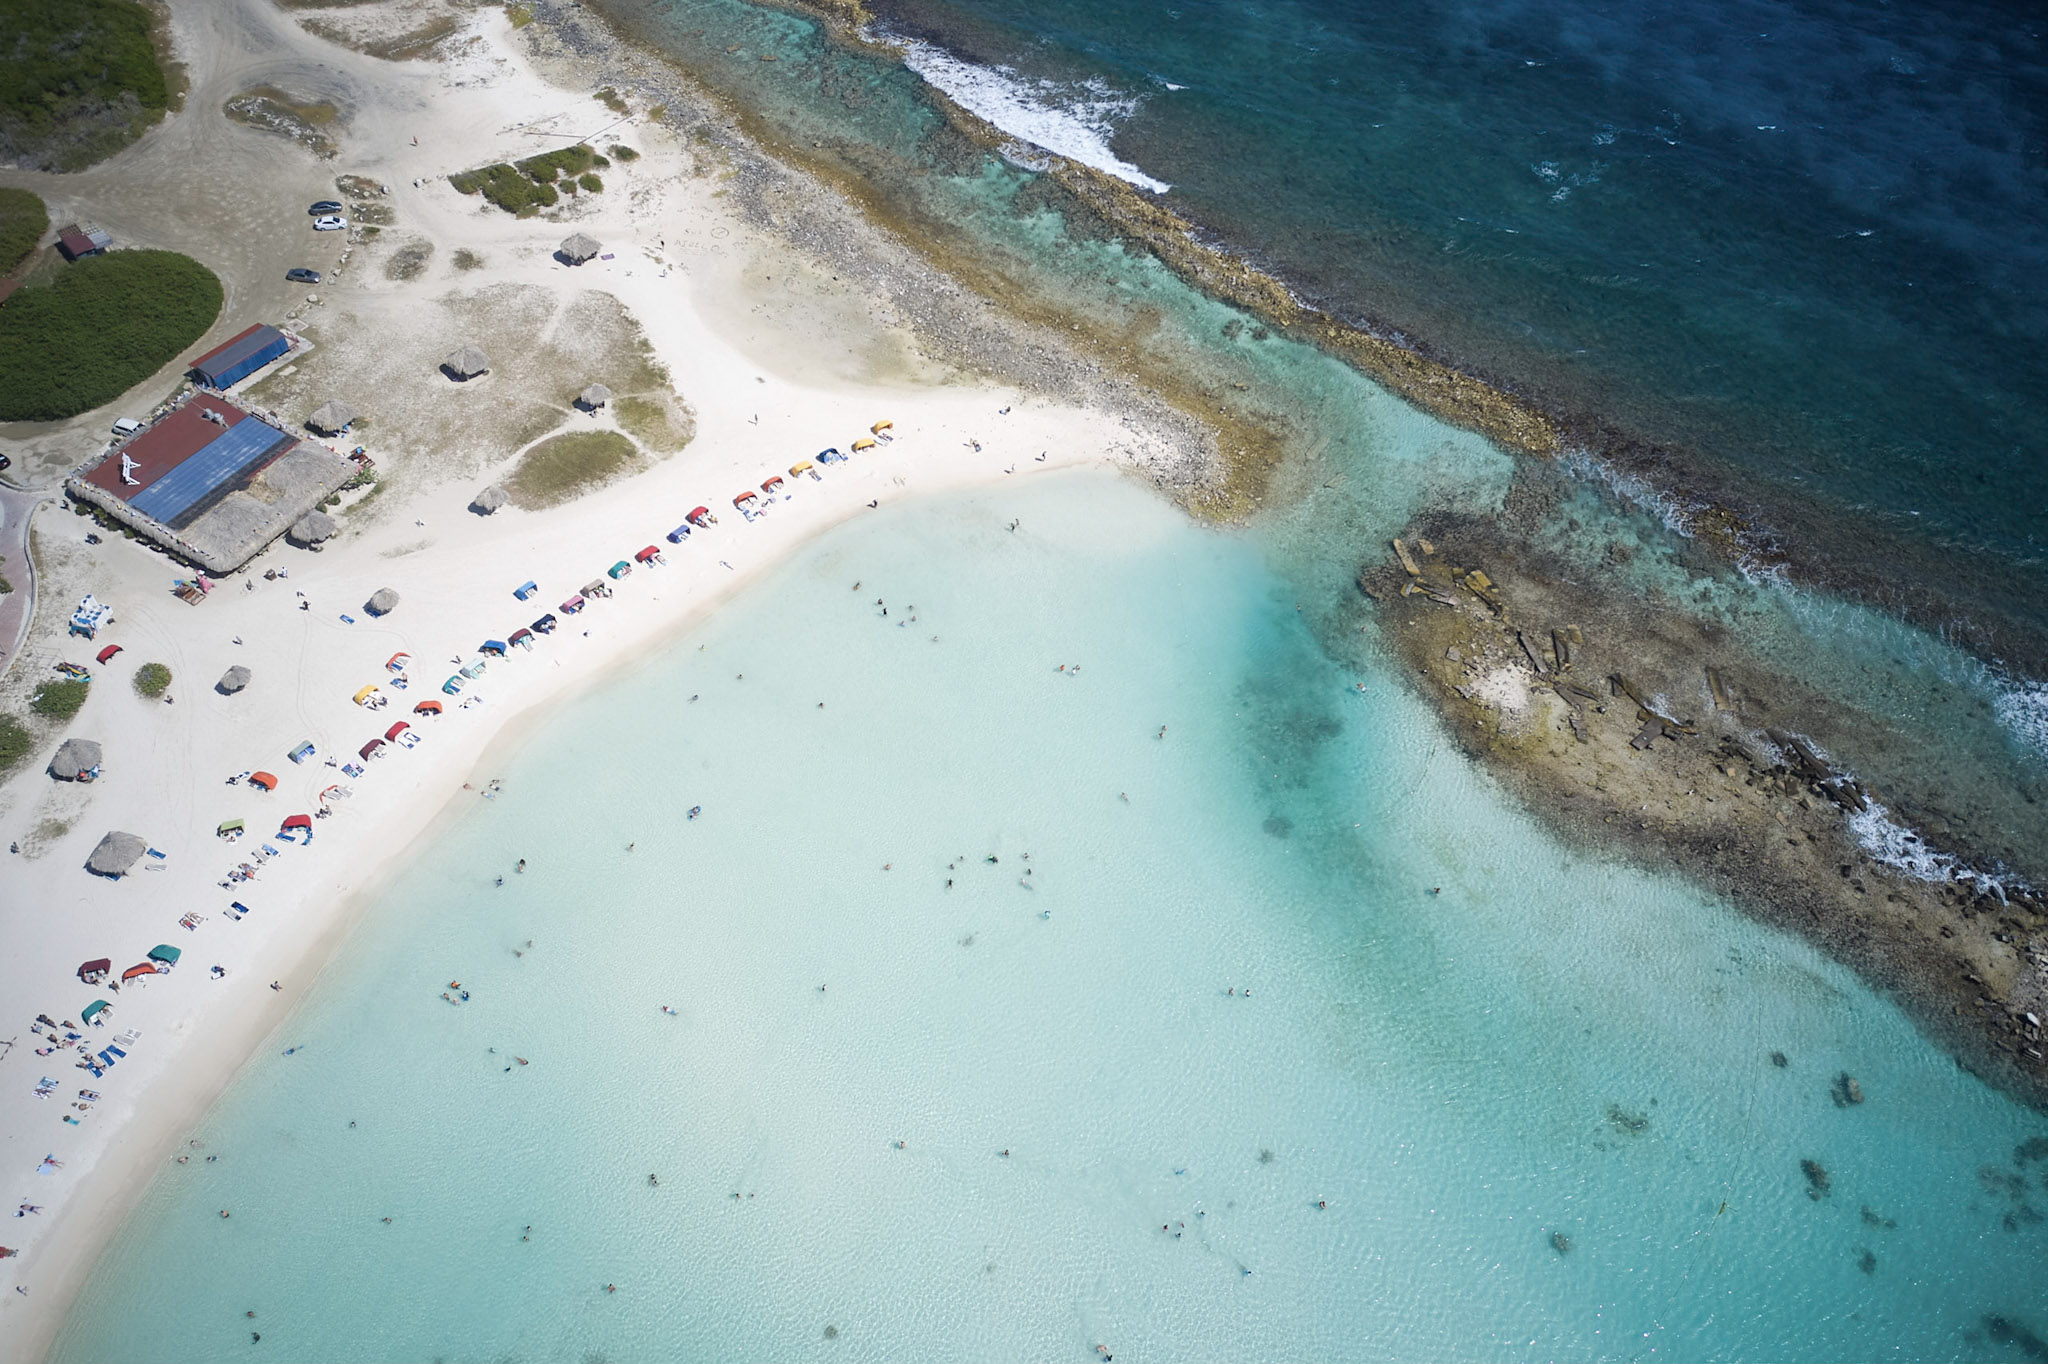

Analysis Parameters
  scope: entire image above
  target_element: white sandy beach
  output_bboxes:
[0,6,1192,1357]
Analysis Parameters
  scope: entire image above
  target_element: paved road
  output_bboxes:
[0,486,49,681]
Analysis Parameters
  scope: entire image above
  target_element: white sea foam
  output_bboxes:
[892,37,1172,193]
[1848,800,2012,897]
[1995,678,2048,759]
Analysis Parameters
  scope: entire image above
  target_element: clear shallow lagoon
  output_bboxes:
[54,472,2048,1362]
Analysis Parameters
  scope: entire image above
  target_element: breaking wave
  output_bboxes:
[889,36,1173,194]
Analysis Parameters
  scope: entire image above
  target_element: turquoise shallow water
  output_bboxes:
[53,472,2048,1361]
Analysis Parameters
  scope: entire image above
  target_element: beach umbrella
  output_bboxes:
[559,232,602,264]
[443,346,491,381]
[86,831,147,878]
[471,485,508,516]
[306,400,358,435]
[218,665,251,695]
[365,587,400,617]
[49,738,102,782]
[288,511,337,548]
[577,383,612,411]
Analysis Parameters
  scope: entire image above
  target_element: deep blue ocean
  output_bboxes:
[861,0,2048,661]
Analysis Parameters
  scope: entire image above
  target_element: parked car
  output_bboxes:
[0,453,10,472]
[312,216,346,231]
[286,267,323,284]
[112,417,144,437]
[308,200,343,214]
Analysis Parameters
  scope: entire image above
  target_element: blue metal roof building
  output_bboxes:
[189,324,290,389]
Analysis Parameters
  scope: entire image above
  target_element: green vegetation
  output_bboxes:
[0,714,30,772]
[223,86,338,158]
[0,250,222,421]
[595,88,629,114]
[0,188,49,274]
[449,145,609,216]
[452,248,485,272]
[133,662,171,698]
[577,173,603,193]
[507,4,536,29]
[0,0,170,172]
[505,430,641,510]
[607,144,639,163]
[30,679,89,721]
[614,395,691,452]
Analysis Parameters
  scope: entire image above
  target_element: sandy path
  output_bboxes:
[0,5,1187,1357]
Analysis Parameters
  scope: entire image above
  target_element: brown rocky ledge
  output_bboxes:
[1363,531,2048,1110]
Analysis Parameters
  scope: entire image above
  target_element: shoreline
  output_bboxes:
[704,0,2048,680]
[0,3,1202,1355]
[2,0,2044,1352]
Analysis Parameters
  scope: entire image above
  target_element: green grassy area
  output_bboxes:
[0,0,170,172]
[0,249,222,421]
[133,662,171,698]
[30,679,88,721]
[505,430,642,510]
[450,145,609,216]
[0,188,49,275]
[0,714,30,772]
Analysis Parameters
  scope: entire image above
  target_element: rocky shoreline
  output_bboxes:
[1362,515,2048,1112]
[522,0,2048,1106]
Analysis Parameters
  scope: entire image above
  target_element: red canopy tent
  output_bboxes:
[121,962,160,983]
[384,721,410,742]
[248,771,278,791]
[414,699,442,715]
[96,644,123,664]
[281,814,313,832]
[79,958,112,984]
[359,739,385,760]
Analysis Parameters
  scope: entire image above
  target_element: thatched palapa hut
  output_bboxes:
[50,738,102,782]
[365,588,400,617]
[306,400,358,436]
[470,485,508,516]
[576,383,612,412]
[288,510,337,547]
[443,346,491,382]
[558,232,602,265]
[218,665,251,695]
[87,830,148,878]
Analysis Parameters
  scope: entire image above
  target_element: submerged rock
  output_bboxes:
[1801,1158,1831,1199]
[1551,1231,1572,1254]
[1832,1072,1865,1106]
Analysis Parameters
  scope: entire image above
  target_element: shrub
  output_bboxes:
[451,248,484,271]
[506,2,534,27]
[0,187,49,274]
[608,144,639,162]
[577,173,602,193]
[0,0,170,171]
[0,713,30,771]
[30,679,88,721]
[595,87,628,114]
[450,162,558,215]
[0,249,222,421]
[133,662,171,697]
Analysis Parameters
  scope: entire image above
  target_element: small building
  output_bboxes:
[55,223,111,261]
[306,400,358,436]
[576,383,611,412]
[558,232,602,265]
[443,346,491,382]
[190,324,292,390]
